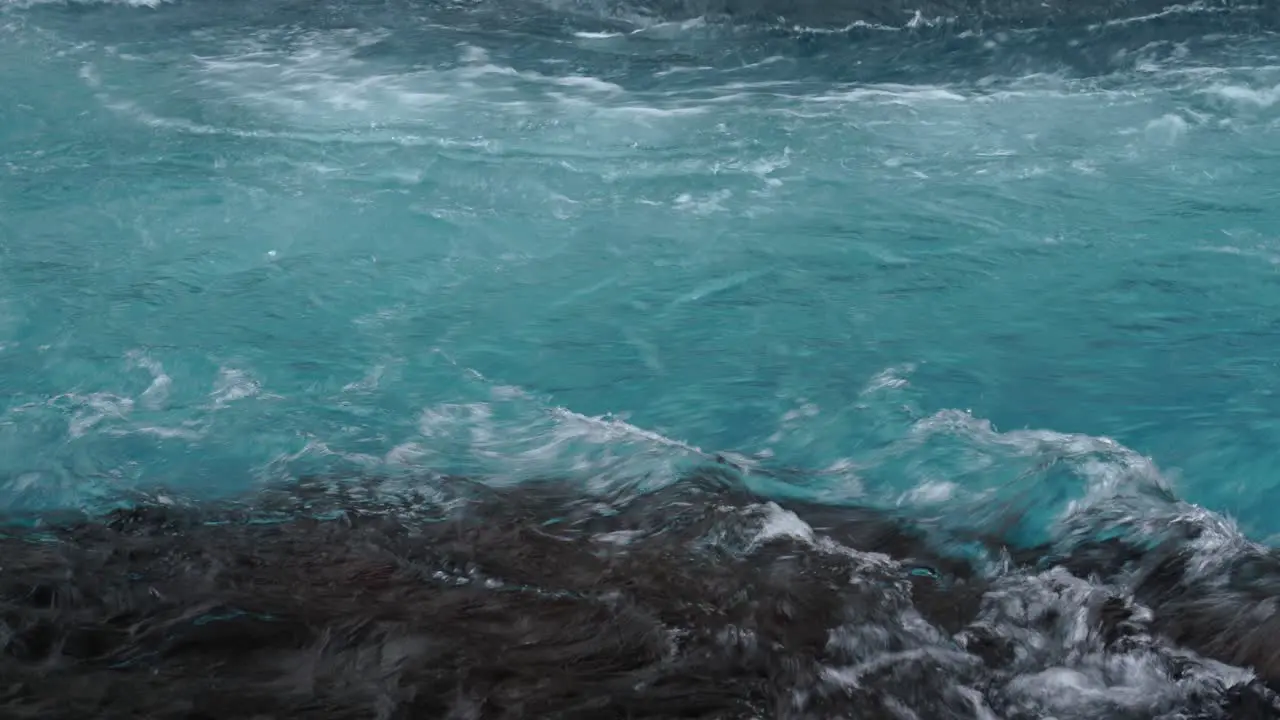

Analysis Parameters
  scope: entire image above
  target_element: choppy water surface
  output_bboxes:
[3,0,1280,715]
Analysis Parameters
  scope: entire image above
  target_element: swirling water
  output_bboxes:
[4,0,1280,715]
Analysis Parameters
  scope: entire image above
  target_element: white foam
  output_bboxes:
[1210,82,1280,108]
[809,85,968,104]
[593,529,641,545]
[821,648,977,690]
[210,367,261,408]
[551,75,623,93]
[788,18,909,34]
[459,44,489,64]
[385,442,429,466]
[1091,1,1251,29]
[127,425,203,440]
[751,502,816,546]
[672,189,732,215]
[653,66,714,78]
[862,364,914,393]
[900,480,957,505]
[604,104,708,118]
[127,350,172,410]
[181,30,641,143]
[545,407,705,457]
[382,365,714,491]
[64,392,134,438]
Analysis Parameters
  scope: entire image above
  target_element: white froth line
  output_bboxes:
[546,407,706,457]
[751,503,815,546]
[821,648,977,689]
[1089,2,1255,29]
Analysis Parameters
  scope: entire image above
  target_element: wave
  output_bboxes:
[4,0,1273,34]
[0,348,1247,561]
[7,0,1276,97]
[517,0,1273,36]
[3,466,1279,718]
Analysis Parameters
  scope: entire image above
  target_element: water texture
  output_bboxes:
[6,0,1280,715]
[3,0,1279,535]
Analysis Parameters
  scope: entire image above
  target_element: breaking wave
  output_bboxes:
[4,0,1280,715]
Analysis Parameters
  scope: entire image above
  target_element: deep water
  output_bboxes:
[4,0,1280,715]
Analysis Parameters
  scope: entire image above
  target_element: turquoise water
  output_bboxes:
[2,0,1279,543]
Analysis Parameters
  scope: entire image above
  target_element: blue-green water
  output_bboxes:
[2,0,1279,545]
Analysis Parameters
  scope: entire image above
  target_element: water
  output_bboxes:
[3,1,1280,715]
[4,0,1278,528]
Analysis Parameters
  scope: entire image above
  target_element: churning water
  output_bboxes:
[4,0,1280,717]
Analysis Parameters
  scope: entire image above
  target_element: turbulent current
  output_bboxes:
[3,0,1280,718]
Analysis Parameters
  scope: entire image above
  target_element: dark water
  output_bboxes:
[3,0,1280,716]
[5,470,1280,719]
